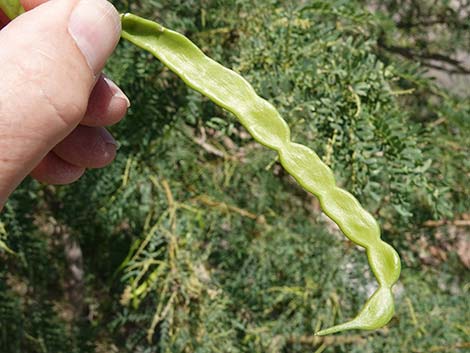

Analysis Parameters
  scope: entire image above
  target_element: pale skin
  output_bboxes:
[0,0,128,209]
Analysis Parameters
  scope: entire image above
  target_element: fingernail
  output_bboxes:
[104,77,131,108]
[100,129,119,149]
[68,0,121,75]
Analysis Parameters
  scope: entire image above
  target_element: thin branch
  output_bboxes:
[190,194,267,225]
[378,41,470,74]
[423,219,470,227]
[412,342,470,353]
[285,333,367,345]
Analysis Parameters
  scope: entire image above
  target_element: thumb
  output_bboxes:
[0,0,121,206]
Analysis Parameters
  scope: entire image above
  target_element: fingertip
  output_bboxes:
[82,75,130,127]
[104,76,131,110]
[31,152,85,185]
[53,126,118,169]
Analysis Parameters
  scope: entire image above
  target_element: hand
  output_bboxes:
[0,0,128,209]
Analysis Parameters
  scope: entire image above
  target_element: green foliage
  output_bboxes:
[1,0,469,352]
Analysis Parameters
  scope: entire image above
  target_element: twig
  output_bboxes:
[412,342,470,352]
[423,219,470,227]
[378,41,470,75]
[147,282,176,343]
[191,195,266,225]
[162,179,177,232]
[428,117,446,128]
[285,334,367,345]
[193,135,226,158]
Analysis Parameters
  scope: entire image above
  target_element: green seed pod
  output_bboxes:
[120,13,401,335]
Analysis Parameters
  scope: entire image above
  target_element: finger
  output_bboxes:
[82,74,130,127]
[21,0,50,11]
[0,10,8,27]
[30,151,85,185]
[53,126,118,169]
[0,0,121,206]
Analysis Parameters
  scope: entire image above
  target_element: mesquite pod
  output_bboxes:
[120,14,401,335]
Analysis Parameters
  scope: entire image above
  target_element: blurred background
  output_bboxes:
[1,0,469,352]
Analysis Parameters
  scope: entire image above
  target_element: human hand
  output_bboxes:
[0,0,128,209]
